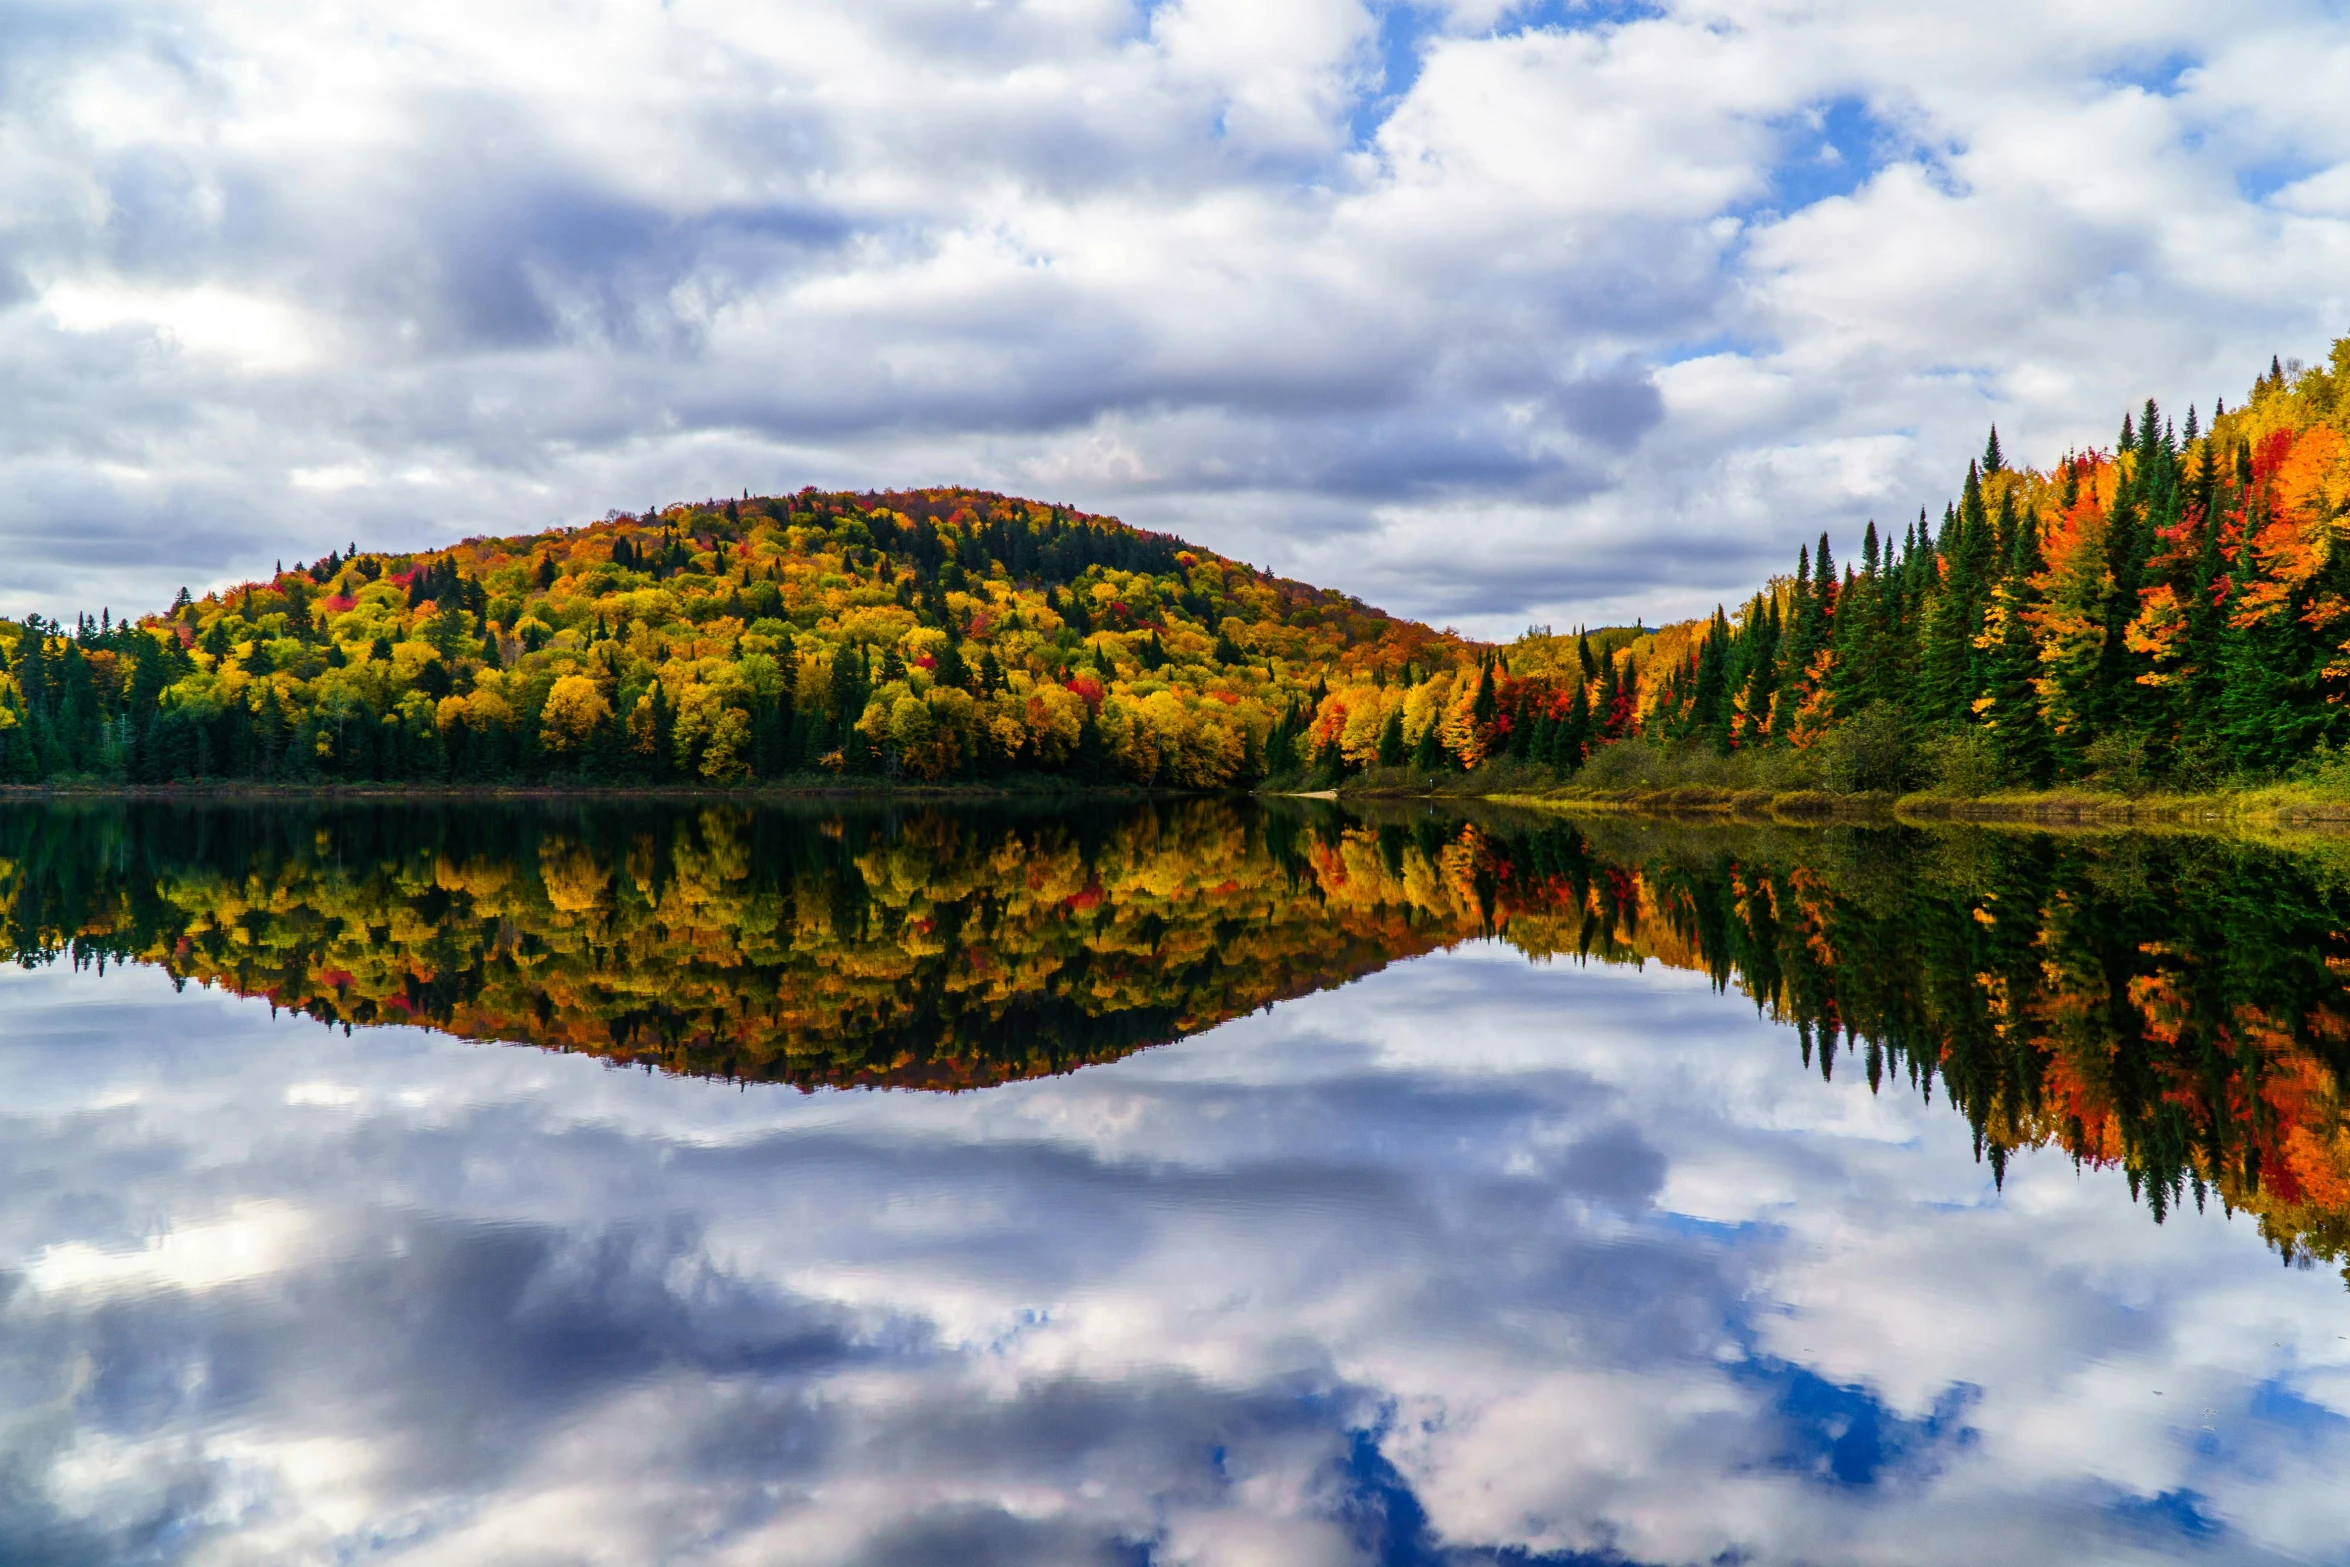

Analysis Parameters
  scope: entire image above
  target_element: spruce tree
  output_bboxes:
[1983,509,2053,785]
[1914,472,1986,729]
[1740,596,1780,746]
[1691,606,1732,751]
[1411,719,1444,773]
[2091,400,2165,745]
[2176,450,2230,768]
[1772,545,1813,743]
[1595,652,1624,743]
[1560,680,1591,769]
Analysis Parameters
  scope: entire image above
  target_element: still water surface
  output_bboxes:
[3,800,2349,1564]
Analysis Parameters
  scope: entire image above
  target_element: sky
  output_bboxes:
[5,942,2347,1563]
[8,0,2350,637]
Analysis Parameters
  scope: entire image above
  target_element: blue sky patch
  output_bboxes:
[1502,0,1668,34]
[2239,152,2329,203]
[1350,3,1440,148]
[1657,332,1773,367]
[2101,49,2198,98]
[1759,95,1896,216]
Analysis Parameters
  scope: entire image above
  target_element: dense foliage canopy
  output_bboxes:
[0,489,1469,788]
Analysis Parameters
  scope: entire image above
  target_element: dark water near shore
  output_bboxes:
[5,798,2350,1565]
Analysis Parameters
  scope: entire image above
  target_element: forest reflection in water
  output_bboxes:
[8,796,2350,1274]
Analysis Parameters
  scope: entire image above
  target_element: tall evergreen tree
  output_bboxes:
[1690,606,1732,752]
[1982,507,2053,785]
[1739,596,1780,747]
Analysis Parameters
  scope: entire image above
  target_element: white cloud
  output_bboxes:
[2,0,2349,634]
[41,281,330,372]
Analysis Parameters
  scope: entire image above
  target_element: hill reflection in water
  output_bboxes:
[7,799,2350,1272]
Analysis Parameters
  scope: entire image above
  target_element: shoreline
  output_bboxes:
[1276,765,2350,835]
[8,776,2350,837]
[0,777,1188,805]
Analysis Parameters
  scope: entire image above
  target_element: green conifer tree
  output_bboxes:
[1983,508,2053,786]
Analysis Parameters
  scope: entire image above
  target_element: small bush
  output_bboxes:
[1580,738,1672,790]
[1816,703,1920,794]
[1771,790,1838,816]
[2168,738,2231,794]
[1568,737,1821,795]
[1923,726,2002,797]
[2082,732,2152,796]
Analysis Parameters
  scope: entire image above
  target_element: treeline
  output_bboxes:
[1613,342,2350,789]
[1281,339,2350,795]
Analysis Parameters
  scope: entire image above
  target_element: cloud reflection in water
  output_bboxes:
[3,934,2348,1565]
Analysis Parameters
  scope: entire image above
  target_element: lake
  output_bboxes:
[3,798,2348,1565]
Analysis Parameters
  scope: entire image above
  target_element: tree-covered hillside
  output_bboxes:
[1435,339,2350,795]
[0,489,1472,787]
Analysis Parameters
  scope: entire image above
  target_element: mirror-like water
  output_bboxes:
[4,799,2349,1564]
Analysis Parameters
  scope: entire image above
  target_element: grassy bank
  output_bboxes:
[1269,750,2350,833]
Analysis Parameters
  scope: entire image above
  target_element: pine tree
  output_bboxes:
[1691,606,1732,752]
[1982,507,2053,786]
[1739,596,1779,747]
[1559,680,1592,770]
[1595,652,1626,742]
[1771,545,1813,742]
[1411,718,1444,773]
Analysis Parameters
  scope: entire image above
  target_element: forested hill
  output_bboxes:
[10,338,2350,793]
[0,488,1474,787]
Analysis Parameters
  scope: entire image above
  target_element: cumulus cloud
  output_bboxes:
[3,941,2350,1563]
[3,0,2349,633]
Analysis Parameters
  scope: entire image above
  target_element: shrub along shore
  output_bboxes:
[1351,777,2350,831]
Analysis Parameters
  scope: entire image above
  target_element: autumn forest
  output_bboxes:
[11,344,2350,796]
